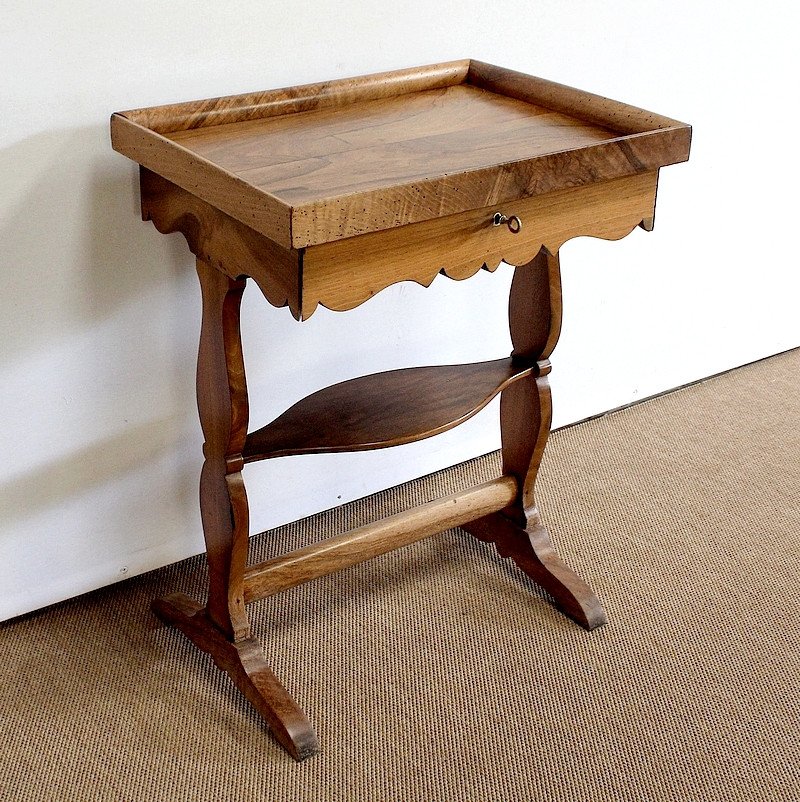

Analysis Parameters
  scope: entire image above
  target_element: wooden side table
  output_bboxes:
[111,60,690,760]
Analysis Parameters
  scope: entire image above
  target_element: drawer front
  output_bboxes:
[300,171,658,319]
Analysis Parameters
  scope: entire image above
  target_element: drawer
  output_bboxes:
[140,168,658,321]
[300,171,658,319]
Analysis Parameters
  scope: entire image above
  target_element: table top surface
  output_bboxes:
[111,60,690,249]
[164,84,617,207]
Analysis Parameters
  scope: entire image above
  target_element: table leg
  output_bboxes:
[152,259,319,760]
[463,248,607,630]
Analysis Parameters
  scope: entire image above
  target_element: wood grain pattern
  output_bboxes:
[243,359,534,462]
[194,260,252,640]
[141,167,656,321]
[112,60,690,248]
[462,513,607,630]
[153,260,322,761]
[175,85,617,203]
[141,169,301,317]
[111,113,293,248]
[501,249,562,522]
[243,477,518,603]
[300,171,657,318]
[462,249,606,629]
[152,593,319,760]
[166,85,554,175]
[467,60,686,135]
[112,61,690,758]
[111,61,469,247]
[119,60,470,133]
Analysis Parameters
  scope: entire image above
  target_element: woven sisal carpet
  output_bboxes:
[1,350,798,801]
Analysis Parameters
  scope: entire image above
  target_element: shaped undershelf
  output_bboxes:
[243,357,533,462]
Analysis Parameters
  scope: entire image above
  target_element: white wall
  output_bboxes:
[2,1,797,620]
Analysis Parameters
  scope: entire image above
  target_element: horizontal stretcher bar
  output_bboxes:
[242,475,518,603]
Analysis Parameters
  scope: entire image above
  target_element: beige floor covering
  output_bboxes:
[1,349,799,802]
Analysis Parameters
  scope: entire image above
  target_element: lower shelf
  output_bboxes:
[243,357,533,462]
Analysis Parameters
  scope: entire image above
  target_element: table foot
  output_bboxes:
[462,513,607,630]
[152,592,319,761]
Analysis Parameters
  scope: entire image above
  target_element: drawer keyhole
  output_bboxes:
[492,212,522,234]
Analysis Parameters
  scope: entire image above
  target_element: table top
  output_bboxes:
[111,60,690,249]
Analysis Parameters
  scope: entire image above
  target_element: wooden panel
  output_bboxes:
[164,85,550,173]
[118,60,470,133]
[112,61,691,248]
[243,359,534,462]
[467,60,686,134]
[111,114,294,248]
[300,172,658,318]
[242,476,518,603]
[173,86,616,201]
[287,126,686,246]
[139,170,301,318]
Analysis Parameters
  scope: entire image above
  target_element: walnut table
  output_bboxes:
[111,60,691,760]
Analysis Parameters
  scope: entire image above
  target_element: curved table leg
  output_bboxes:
[153,593,319,761]
[152,259,319,760]
[464,248,606,630]
[463,512,606,630]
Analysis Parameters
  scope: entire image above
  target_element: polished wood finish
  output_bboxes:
[112,60,690,248]
[463,513,607,629]
[141,168,302,317]
[467,60,685,134]
[168,83,622,247]
[152,592,319,761]
[243,359,534,461]
[153,258,321,760]
[193,259,250,641]
[243,477,517,603]
[139,165,656,321]
[111,61,470,249]
[119,60,470,133]
[300,171,657,318]
[503,248,562,520]
[111,61,689,760]
[111,112,291,248]
[462,248,606,629]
